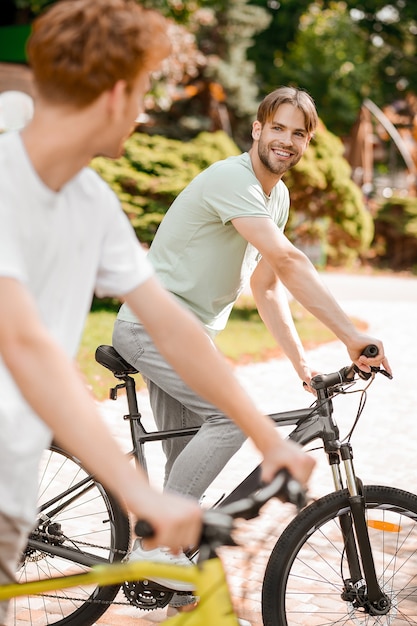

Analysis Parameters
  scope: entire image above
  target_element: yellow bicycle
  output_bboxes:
[1,472,305,625]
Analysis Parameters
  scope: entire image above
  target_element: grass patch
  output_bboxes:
[77,295,366,400]
[215,297,339,365]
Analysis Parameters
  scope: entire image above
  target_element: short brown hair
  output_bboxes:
[27,0,170,107]
[257,86,318,136]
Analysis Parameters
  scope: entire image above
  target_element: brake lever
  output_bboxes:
[353,364,393,381]
[377,367,393,379]
[353,364,373,380]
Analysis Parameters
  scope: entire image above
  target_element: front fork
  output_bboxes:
[329,443,391,616]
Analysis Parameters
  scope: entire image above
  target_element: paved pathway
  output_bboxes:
[93,272,417,625]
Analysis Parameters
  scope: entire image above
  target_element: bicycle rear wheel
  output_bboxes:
[8,444,130,626]
[262,485,417,626]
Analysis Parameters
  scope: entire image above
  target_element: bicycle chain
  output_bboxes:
[34,592,128,605]
[31,528,128,555]
[28,529,128,605]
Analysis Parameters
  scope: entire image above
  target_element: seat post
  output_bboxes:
[123,375,149,475]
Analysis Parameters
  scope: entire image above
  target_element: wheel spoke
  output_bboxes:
[8,446,129,626]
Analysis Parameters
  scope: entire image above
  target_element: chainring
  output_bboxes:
[122,580,174,610]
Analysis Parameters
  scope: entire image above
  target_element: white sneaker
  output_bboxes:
[129,539,195,592]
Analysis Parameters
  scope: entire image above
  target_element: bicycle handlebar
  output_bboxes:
[135,470,306,549]
[310,344,392,391]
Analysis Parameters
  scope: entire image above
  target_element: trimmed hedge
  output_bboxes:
[91,131,240,244]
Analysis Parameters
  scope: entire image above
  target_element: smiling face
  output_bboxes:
[252,103,311,178]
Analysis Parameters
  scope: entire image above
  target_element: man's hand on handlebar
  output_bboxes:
[347,335,392,378]
[260,437,316,489]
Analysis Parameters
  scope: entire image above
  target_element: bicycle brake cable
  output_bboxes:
[343,373,377,442]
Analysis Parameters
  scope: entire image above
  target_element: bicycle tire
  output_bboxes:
[262,485,417,626]
[8,444,130,626]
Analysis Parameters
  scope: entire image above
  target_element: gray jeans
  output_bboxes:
[113,319,246,500]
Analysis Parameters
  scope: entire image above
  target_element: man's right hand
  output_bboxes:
[260,435,316,489]
[128,488,203,553]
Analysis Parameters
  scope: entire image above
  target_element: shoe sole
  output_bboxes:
[143,576,195,592]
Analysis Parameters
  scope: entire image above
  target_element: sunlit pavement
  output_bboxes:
[93,272,417,625]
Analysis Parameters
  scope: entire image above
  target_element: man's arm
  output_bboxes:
[250,258,313,386]
[232,216,391,374]
[0,277,202,551]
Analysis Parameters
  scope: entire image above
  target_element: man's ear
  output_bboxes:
[252,120,262,141]
[106,80,127,121]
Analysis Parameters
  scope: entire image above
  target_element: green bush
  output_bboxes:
[91,131,240,244]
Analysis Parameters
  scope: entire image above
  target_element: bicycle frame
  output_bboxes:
[99,347,390,609]
[109,368,334,505]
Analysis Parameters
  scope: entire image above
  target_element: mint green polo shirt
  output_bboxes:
[117,152,289,337]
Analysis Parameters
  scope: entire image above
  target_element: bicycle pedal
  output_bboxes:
[167,599,199,615]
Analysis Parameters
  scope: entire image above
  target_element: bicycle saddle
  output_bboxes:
[95,344,139,375]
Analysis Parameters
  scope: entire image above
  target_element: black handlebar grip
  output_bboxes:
[362,344,378,358]
[354,344,379,381]
[134,520,154,538]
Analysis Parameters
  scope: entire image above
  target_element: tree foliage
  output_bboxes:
[9,0,417,139]
[249,0,417,136]
[198,0,270,115]
[140,0,271,141]
[6,0,397,267]
[344,0,417,101]
[267,3,374,135]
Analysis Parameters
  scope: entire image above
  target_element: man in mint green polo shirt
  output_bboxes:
[114,85,389,553]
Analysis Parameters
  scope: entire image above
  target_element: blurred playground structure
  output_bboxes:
[345,95,417,199]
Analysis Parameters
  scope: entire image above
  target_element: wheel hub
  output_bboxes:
[342,579,395,623]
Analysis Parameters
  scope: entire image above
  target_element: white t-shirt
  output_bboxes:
[0,131,153,524]
[118,152,290,337]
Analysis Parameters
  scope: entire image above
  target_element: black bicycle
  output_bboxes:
[11,344,417,626]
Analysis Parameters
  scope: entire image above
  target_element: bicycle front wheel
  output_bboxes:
[8,444,130,626]
[262,485,417,626]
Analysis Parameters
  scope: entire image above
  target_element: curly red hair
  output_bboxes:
[27,0,171,107]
